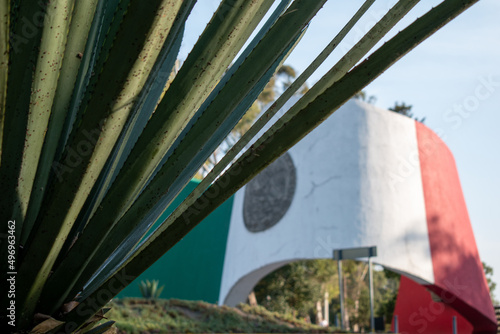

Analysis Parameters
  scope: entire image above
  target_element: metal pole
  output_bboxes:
[338,259,344,330]
[453,316,457,334]
[369,257,375,333]
[324,291,329,326]
[394,315,399,333]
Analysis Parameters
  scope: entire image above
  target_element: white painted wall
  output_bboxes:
[219,99,434,306]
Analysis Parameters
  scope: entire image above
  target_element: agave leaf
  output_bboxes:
[41,0,132,264]
[109,0,293,256]
[79,321,116,334]
[54,0,318,305]
[99,26,307,272]
[0,0,45,242]
[21,0,99,245]
[56,0,123,157]
[0,0,46,292]
[55,25,185,270]
[156,285,165,299]
[0,0,8,165]
[79,0,376,296]
[138,281,146,298]
[68,1,192,252]
[17,0,186,324]
[140,0,379,252]
[87,0,410,292]
[29,317,65,334]
[40,0,276,307]
[149,0,293,183]
[74,0,276,230]
[36,0,279,316]
[16,0,75,233]
[80,0,393,297]
[70,0,294,299]
[62,0,478,327]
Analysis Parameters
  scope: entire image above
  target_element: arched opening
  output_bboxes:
[228,258,401,332]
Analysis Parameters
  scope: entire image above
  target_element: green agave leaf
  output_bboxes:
[0,0,9,301]
[67,1,193,253]
[149,0,293,183]
[17,0,186,326]
[56,0,123,158]
[21,0,99,246]
[62,0,478,328]
[16,0,75,233]
[156,285,165,299]
[285,0,421,121]
[0,0,8,165]
[55,0,318,305]
[140,0,378,257]
[95,0,409,286]
[54,26,185,272]
[0,0,45,239]
[80,321,116,334]
[42,0,276,306]
[41,0,130,264]
[74,0,294,298]
[73,0,276,233]
[24,0,132,251]
[58,0,377,295]
[81,0,376,297]
[78,0,379,299]
[118,27,307,260]
[0,0,46,290]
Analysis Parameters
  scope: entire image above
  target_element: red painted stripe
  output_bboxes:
[416,121,496,332]
[393,275,473,334]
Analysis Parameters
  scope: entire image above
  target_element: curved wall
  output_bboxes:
[393,276,475,334]
[416,122,496,333]
[220,99,434,304]
[219,99,496,332]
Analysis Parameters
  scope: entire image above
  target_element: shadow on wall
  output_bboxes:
[394,215,496,334]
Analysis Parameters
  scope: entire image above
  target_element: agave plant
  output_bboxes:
[0,0,478,332]
[138,280,164,300]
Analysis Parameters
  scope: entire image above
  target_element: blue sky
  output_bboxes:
[179,1,500,297]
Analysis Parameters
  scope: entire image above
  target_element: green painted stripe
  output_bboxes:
[117,180,235,303]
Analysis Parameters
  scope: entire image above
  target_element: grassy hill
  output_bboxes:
[105,298,343,333]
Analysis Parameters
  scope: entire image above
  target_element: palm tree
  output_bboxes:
[0,0,479,332]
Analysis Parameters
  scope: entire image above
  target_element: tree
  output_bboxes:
[354,90,377,104]
[483,262,498,304]
[253,260,337,320]
[233,64,306,137]
[389,101,426,123]
[254,261,320,318]
[336,262,399,331]
[201,64,304,179]
[253,260,400,331]
[355,93,425,124]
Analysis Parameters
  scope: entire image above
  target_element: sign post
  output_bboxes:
[369,256,375,332]
[333,246,377,333]
[337,259,344,330]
